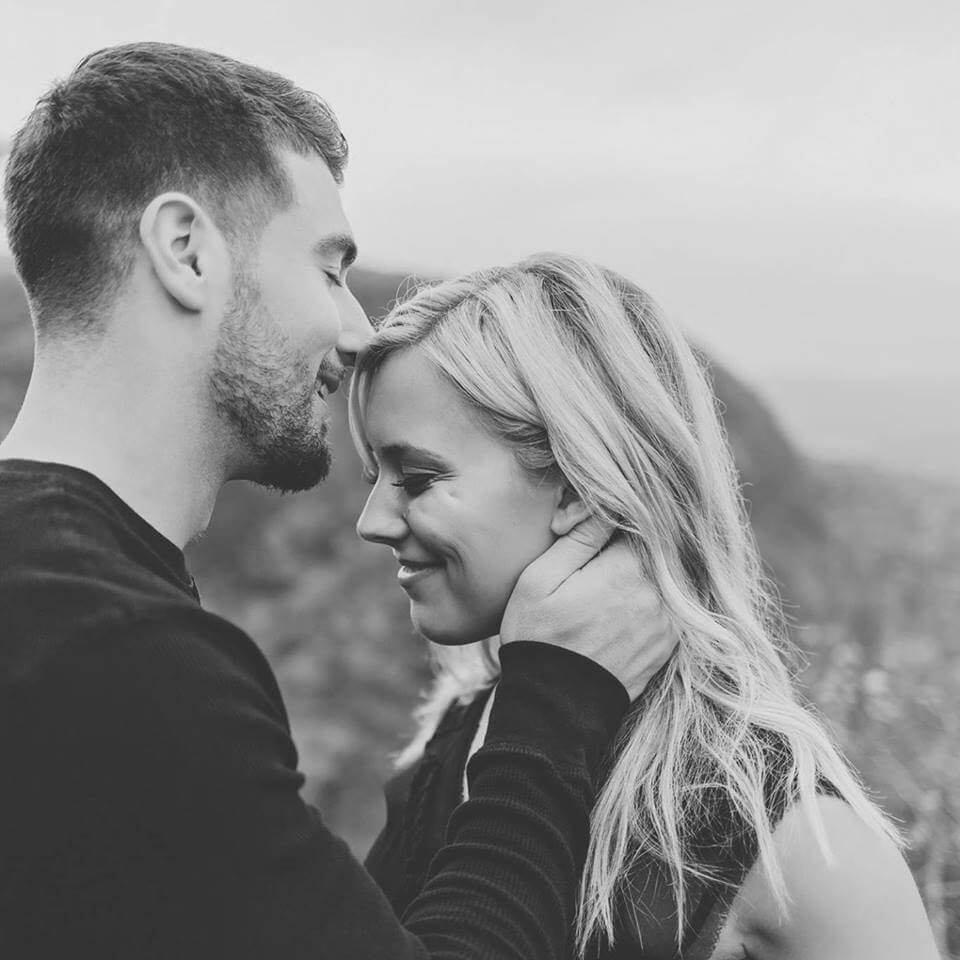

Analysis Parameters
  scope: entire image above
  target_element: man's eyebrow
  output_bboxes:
[313,232,358,268]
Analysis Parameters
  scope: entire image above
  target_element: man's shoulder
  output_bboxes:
[0,458,126,532]
[0,601,293,781]
[92,606,290,739]
[2,591,285,728]
[99,603,266,667]
[0,458,198,599]
[82,604,280,703]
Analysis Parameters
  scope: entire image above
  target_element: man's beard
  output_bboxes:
[209,268,332,493]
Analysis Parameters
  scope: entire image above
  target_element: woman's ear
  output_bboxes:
[549,484,592,537]
[139,192,220,312]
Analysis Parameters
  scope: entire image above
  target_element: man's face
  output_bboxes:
[210,152,371,492]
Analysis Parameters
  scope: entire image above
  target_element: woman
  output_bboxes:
[349,254,937,959]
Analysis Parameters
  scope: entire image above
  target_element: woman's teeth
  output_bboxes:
[397,560,442,587]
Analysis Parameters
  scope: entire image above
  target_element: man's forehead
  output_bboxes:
[279,148,338,190]
[280,150,351,229]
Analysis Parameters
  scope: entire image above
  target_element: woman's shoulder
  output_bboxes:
[723,795,937,960]
[615,791,928,959]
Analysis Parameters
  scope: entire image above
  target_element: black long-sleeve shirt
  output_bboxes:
[0,459,628,959]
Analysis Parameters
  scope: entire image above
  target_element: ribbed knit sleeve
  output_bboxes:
[402,642,629,959]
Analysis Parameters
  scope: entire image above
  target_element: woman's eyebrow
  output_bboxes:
[379,442,446,465]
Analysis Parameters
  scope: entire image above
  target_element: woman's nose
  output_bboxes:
[356,484,407,546]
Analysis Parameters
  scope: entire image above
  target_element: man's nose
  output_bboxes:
[337,286,374,369]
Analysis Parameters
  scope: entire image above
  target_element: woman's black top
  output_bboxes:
[366,688,809,959]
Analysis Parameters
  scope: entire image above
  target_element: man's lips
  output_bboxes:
[316,366,346,399]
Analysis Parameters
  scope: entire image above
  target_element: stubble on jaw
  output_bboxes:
[209,271,332,493]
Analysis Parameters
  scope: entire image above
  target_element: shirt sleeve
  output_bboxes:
[113,612,628,960]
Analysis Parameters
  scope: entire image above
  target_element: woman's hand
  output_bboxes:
[500,517,676,700]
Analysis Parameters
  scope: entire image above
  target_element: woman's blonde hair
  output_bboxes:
[349,253,900,953]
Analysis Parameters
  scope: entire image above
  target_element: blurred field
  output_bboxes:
[2,259,958,956]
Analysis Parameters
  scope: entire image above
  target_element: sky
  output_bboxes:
[1,0,957,385]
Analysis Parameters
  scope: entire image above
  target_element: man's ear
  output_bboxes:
[549,484,592,537]
[139,192,220,312]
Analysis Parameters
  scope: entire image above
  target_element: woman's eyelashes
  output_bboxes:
[391,470,439,496]
[360,465,441,496]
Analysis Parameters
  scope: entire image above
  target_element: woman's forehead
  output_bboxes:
[363,350,499,462]
[365,352,467,440]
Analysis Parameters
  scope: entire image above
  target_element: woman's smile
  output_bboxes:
[396,556,445,589]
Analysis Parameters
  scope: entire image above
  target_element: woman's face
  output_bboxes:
[356,347,568,645]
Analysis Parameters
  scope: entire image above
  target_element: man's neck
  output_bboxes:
[0,362,227,550]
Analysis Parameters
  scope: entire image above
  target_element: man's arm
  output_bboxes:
[110,610,626,960]
[97,519,667,959]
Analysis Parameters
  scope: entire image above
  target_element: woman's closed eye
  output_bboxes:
[392,470,439,495]
[360,466,440,496]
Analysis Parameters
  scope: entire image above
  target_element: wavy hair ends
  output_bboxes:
[349,253,901,954]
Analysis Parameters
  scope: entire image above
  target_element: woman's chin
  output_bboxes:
[408,591,507,646]
[416,625,486,647]
[411,611,498,647]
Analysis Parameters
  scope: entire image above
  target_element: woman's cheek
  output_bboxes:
[407,493,460,564]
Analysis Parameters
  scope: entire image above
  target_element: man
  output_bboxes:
[0,43,671,958]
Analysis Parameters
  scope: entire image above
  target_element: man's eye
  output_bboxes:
[324,271,343,288]
[391,472,437,495]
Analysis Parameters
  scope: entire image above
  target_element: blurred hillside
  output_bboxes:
[1,259,958,956]
[757,374,960,484]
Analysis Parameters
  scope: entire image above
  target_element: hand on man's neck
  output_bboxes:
[0,339,228,550]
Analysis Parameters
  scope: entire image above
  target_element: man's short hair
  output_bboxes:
[3,42,348,336]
